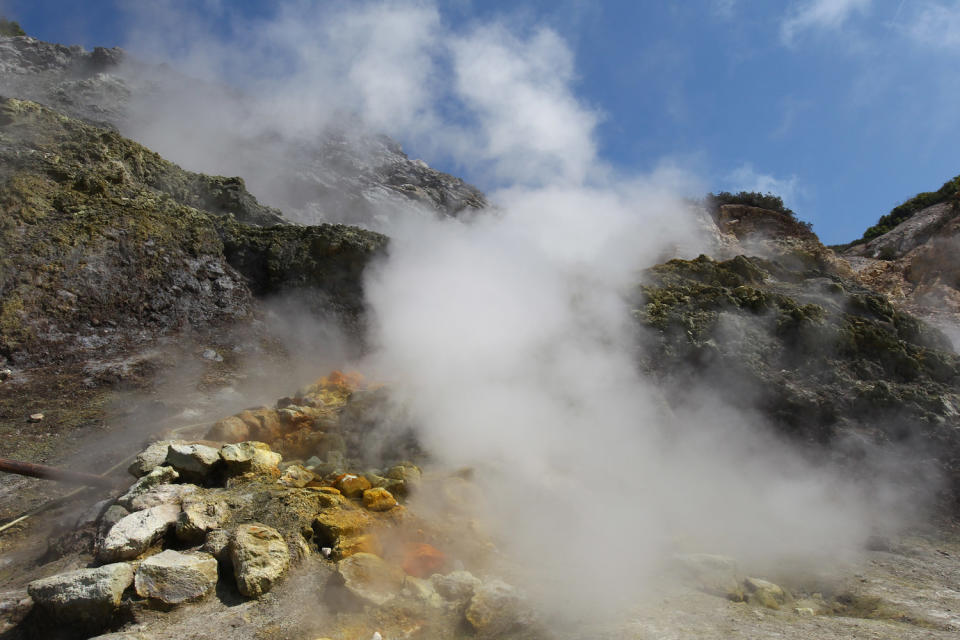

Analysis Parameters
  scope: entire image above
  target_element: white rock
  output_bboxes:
[431,570,481,602]
[134,550,218,604]
[230,523,290,597]
[98,503,180,561]
[165,443,221,480]
[337,552,404,606]
[127,440,185,478]
[466,580,530,635]
[27,563,133,626]
[129,483,198,511]
[116,466,179,509]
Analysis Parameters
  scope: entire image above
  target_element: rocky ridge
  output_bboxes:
[0,35,487,228]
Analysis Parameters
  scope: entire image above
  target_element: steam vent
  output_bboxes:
[1,8,960,640]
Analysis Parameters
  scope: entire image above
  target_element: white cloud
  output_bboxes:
[724,163,801,205]
[780,0,873,45]
[902,1,960,50]
[711,0,739,19]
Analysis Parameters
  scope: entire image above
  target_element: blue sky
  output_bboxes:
[5,0,960,245]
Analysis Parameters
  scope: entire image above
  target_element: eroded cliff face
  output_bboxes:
[842,197,960,338]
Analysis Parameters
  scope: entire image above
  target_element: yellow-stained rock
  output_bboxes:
[314,507,375,558]
[335,473,372,498]
[362,487,398,512]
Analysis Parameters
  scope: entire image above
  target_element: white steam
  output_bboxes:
[111,0,902,625]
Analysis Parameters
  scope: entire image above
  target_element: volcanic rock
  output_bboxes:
[128,440,185,477]
[279,464,315,488]
[116,466,179,509]
[335,473,372,498]
[230,523,290,597]
[164,443,221,481]
[336,552,404,606]
[27,563,134,628]
[220,441,282,474]
[134,550,219,604]
[465,579,530,635]
[432,570,481,602]
[175,494,228,543]
[98,503,180,561]
[313,507,374,558]
[129,483,198,511]
[0,590,32,634]
[362,487,398,512]
[744,577,789,610]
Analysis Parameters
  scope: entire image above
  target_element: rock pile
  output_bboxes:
[20,373,531,638]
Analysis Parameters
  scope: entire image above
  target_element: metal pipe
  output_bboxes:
[0,457,119,488]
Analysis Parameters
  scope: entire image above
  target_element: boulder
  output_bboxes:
[202,528,231,561]
[127,440,184,477]
[220,441,281,474]
[165,443,221,481]
[129,483,198,511]
[431,570,480,602]
[98,503,180,561]
[401,576,443,608]
[116,466,179,509]
[134,550,219,604]
[744,577,789,610]
[362,487,398,512]
[230,523,290,597]
[279,464,314,488]
[313,507,374,558]
[336,553,404,606]
[27,563,133,627]
[334,473,371,498]
[176,495,228,543]
[465,580,530,635]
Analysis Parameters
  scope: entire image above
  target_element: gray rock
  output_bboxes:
[116,466,179,509]
[98,503,180,561]
[431,570,481,602]
[220,441,281,474]
[127,440,185,478]
[465,580,530,635]
[165,443,221,481]
[202,528,231,560]
[134,550,218,604]
[230,523,290,597]
[176,495,227,543]
[0,590,32,634]
[336,552,404,606]
[401,576,443,608]
[129,483,198,511]
[27,563,133,627]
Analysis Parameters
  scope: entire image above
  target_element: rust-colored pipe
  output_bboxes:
[0,457,119,488]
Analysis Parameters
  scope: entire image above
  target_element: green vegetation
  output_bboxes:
[856,173,960,244]
[0,17,26,36]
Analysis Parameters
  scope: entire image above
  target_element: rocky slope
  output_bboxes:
[0,97,384,368]
[0,35,487,228]
[840,177,960,338]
